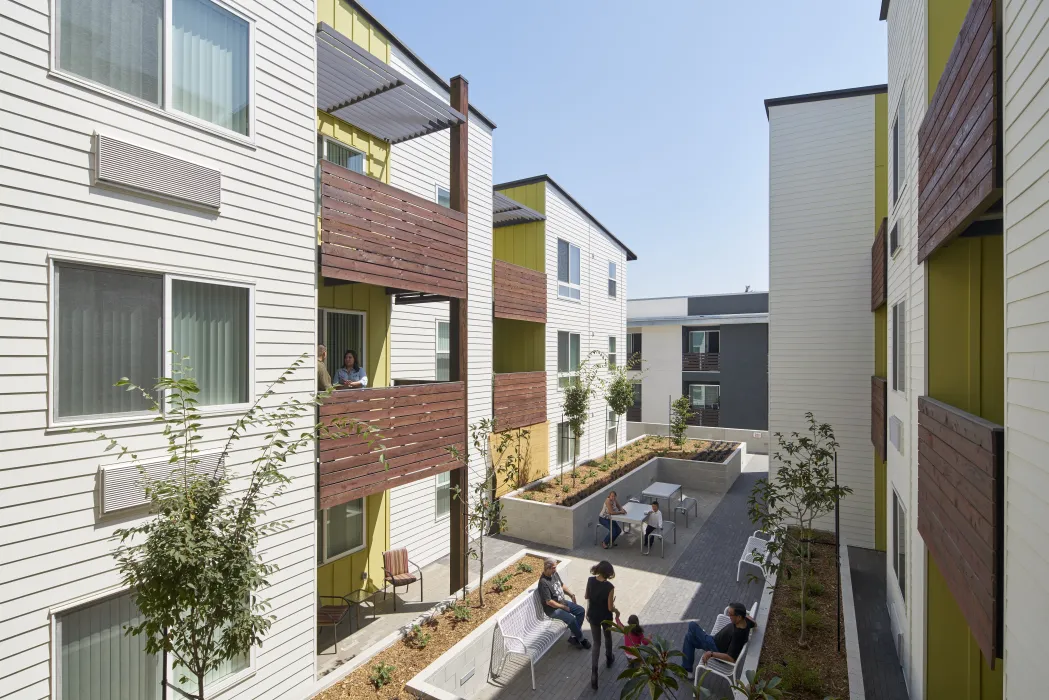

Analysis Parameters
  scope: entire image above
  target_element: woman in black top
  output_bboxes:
[584,560,619,689]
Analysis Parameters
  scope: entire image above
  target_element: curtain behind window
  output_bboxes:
[172,0,250,134]
[436,321,450,381]
[172,280,249,406]
[324,139,364,174]
[324,311,364,380]
[56,592,163,700]
[326,499,364,558]
[56,264,163,420]
[58,0,163,104]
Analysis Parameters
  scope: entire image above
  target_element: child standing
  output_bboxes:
[616,613,651,665]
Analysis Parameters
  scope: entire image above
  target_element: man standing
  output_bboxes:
[682,602,756,678]
[537,557,590,648]
[317,345,333,392]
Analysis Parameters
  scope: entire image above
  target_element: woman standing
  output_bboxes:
[584,560,619,689]
[599,491,626,549]
[334,350,368,389]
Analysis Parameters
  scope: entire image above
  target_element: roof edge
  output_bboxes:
[494,175,638,261]
[764,83,888,119]
[346,0,496,130]
[880,0,890,21]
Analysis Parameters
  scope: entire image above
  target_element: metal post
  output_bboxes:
[835,450,841,653]
[667,395,671,452]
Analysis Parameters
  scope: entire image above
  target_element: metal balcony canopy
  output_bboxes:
[492,191,546,227]
[317,23,465,144]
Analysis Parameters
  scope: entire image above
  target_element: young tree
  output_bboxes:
[604,362,638,461]
[747,412,852,647]
[447,418,520,605]
[561,353,601,484]
[499,426,532,490]
[669,395,695,449]
[79,355,382,699]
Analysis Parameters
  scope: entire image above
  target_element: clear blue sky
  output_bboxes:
[369,1,887,298]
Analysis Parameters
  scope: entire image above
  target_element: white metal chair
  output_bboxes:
[647,520,676,557]
[490,590,569,690]
[736,531,775,582]
[694,602,757,689]
[675,494,699,527]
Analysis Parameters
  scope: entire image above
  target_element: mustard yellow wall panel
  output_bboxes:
[316,0,389,62]
[927,0,973,103]
[491,421,550,497]
[494,182,546,272]
[317,111,390,183]
[875,306,888,378]
[874,92,888,228]
[317,491,390,597]
[318,280,391,389]
[493,318,545,373]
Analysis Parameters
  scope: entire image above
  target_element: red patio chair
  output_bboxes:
[382,548,422,611]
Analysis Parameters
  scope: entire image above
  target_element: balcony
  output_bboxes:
[493,372,547,431]
[319,162,468,298]
[493,260,547,324]
[318,383,465,509]
[872,218,887,311]
[871,376,887,460]
[683,352,720,372]
[686,409,720,427]
[917,0,1001,262]
[917,396,1004,663]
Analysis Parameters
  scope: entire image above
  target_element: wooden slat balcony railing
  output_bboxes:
[626,405,641,422]
[493,260,547,324]
[318,382,465,509]
[872,218,887,311]
[917,0,1001,263]
[493,372,546,431]
[682,353,720,372]
[872,376,887,461]
[917,396,1004,664]
[686,409,720,427]
[320,162,468,297]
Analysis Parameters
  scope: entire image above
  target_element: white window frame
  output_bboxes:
[557,421,577,466]
[48,0,257,145]
[606,409,617,446]
[435,319,450,381]
[608,261,617,298]
[320,135,366,172]
[49,586,257,700]
[608,336,617,368]
[688,330,720,354]
[892,301,906,392]
[557,331,581,389]
[892,489,907,601]
[319,497,368,565]
[889,222,900,258]
[47,254,257,429]
[556,239,581,301]
[891,88,906,210]
[435,184,451,208]
[318,307,368,382]
[689,383,720,408]
[435,470,451,520]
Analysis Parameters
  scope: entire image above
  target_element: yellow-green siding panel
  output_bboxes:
[316,0,389,63]
[875,306,888,378]
[875,92,889,228]
[492,422,550,497]
[927,0,974,104]
[318,280,391,389]
[317,492,390,597]
[494,183,546,272]
[494,318,545,373]
[317,111,390,184]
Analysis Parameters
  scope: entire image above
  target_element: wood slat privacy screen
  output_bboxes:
[917,0,1001,262]
[320,162,468,297]
[917,395,1004,663]
[872,218,887,311]
[493,260,547,324]
[493,372,547,432]
[318,382,466,509]
[871,376,887,461]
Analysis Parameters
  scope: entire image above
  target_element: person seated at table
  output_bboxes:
[641,501,662,554]
[599,490,627,549]
[682,602,756,679]
[334,350,368,389]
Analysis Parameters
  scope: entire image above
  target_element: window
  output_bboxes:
[627,332,642,367]
[608,336,617,368]
[892,490,907,600]
[608,261,617,297]
[320,498,366,563]
[435,320,450,381]
[435,471,451,518]
[607,410,617,446]
[891,96,906,206]
[892,301,905,391]
[632,382,642,407]
[557,331,581,388]
[53,262,252,422]
[319,135,365,174]
[56,0,253,136]
[688,330,720,354]
[890,223,900,257]
[557,239,581,300]
[689,384,721,409]
[318,309,365,382]
[436,185,451,208]
[557,422,576,466]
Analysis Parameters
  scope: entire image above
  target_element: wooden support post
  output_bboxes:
[449,75,470,596]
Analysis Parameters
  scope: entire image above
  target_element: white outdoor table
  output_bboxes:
[610,501,653,552]
[641,481,682,521]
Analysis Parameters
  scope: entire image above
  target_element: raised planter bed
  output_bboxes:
[501,436,743,550]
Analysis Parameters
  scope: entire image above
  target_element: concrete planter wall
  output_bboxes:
[501,446,743,550]
[405,553,572,700]
[626,422,770,454]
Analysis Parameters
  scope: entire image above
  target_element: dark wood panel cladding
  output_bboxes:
[686,410,720,427]
[318,382,466,509]
[872,218,887,311]
[493,372,546,431]
[917,0,1001,263]
[917,396,1004,663]
[682,353,720,371]
[493,260,547,323]
[320,162,468,298]
[872,376,887,461]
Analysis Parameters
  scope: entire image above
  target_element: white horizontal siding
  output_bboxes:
[0,1,319,697]
[767,95,876,550]
[389,301,448,382]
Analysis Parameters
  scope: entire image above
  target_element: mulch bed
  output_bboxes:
[313,555,547,700]
[518,436,740,507]
[756,531,849,699]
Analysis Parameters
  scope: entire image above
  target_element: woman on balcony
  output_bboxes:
[335,350,368,389]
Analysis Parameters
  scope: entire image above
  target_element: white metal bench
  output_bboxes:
[694,602,758,689]
[490,590,569,690]
[736,530,774,582]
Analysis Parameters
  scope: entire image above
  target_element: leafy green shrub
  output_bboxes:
[370,662,395,689]
[516,561,533,574]
[786,608,823,631]
[406,624,432,649]
[779,656,822,694]
[451,602,472,622]
[807,580,825,596]
[491,573,514,593]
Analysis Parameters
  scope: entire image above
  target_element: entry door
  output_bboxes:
[319,310,365,379]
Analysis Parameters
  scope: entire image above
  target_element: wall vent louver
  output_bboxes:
[889,415,904,454]
[99,451,226,516]
[93,133,221,210]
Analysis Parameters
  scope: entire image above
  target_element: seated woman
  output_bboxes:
[599,490,627,549]
[334,350,368,389]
